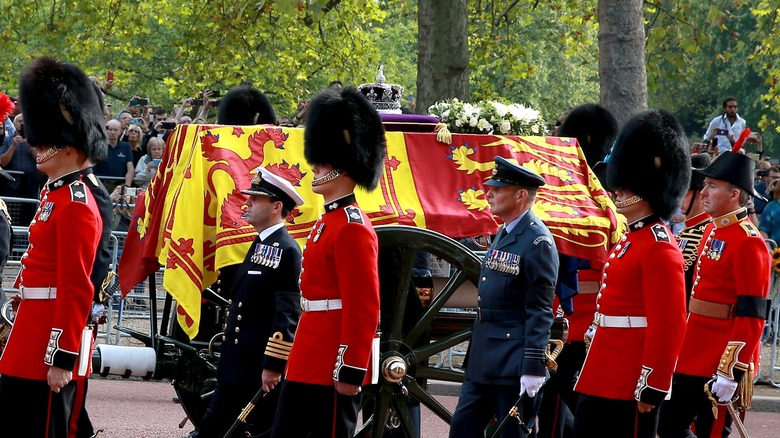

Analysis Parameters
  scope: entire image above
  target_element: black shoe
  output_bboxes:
[172,396,180,403]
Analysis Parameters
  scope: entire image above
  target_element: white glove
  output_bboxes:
[711,375,738,403]
[91,303,105,320]
[520,375,545,398]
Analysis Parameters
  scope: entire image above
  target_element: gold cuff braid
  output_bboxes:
[265,331,293,361]
[716,341,747,380]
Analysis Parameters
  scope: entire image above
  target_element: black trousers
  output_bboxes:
[72,378,94,438]
[536,341,586,438]
[0,375,77,438]
[657,373,729,438]
[572,394,659,438]
[198,380,279,438]
[450,379,543,438]
[271,380,360,438]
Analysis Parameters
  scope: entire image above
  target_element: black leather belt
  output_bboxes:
[478,308,523,322]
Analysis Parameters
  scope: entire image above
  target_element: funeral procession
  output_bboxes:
[4,1,780,438]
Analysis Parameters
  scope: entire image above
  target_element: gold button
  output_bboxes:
[238,302,243,308]
[228,299,233,305]
[234,339,239,345]
[235,327,240,333]
[222,335,226,341]
[237,315,242,321]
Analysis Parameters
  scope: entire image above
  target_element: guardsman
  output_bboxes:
[572,110,689,438]
[537,103,618,438]
[676,153,712,300]
[195,167,304,438]
[272,87,385,438]
[658,151,771,437]
[0,56,107,438]
[450,156,559,438]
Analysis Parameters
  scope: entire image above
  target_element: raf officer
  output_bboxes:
[450,156,559,438]
[196,167,304,438]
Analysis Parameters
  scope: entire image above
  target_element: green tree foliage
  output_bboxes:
[646,0,772,155]
[0,0,386,118]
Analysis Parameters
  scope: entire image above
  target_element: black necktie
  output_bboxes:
[496,227,508,245]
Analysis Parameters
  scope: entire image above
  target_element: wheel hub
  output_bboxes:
[381,355,407,383]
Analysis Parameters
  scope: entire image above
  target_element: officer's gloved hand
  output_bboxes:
[520,375,545,398]
[711,375,738,403]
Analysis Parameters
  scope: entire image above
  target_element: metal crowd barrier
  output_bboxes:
[760,238,780,387]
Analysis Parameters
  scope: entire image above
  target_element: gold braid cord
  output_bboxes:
[703,382,720,420]
[546,340,564,373]
[736,361,755,410]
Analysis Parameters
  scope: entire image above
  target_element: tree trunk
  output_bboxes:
[598,0,647,127]
[416,0,469,115]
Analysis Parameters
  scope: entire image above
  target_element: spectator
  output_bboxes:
[108,184,135,231]
[180,115,192,125]
[754,165,780,215]
[93,119,134,192]
[134,137,164,188]
[704,97,746,155]
[126,124,146,165]
[116,110,132,141]
[0,114,45,225]
[759,179,780,244]
[2,113,15,150]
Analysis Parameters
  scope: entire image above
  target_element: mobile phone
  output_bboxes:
[125,187,137,197]
[212,99,221,107]
[130,118,145,127]
[152,159,162,166]
[107,71,114,82]
[161,121,177,129]
[194,99,204,106]
[210,90,221,98]
[137,98,149,106]
[129,97,139,107]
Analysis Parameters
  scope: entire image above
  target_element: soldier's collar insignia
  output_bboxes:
[54,180,64,187]
[324,193,357,212]
[48,170,81,191]
[87,173,99,187]
[492,163,499,176]
[714,208,748,228]
[628,214,659,233]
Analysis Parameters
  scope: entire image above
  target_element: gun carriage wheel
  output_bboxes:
[356,225,482,437]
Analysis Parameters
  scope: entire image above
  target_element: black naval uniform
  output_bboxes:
[197,223,302,438]
[450,209,559,438]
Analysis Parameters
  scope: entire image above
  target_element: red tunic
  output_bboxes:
[284,194,380,386]
[575,219,687,404]
[0,172,101,380]
[675,208,770,380]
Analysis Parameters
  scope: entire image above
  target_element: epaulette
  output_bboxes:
[651,224,671,243]
[344,205,364,224]
[740,221,759,237]
[0,199,10,224]
[87,173,100,187]
[70,181,88,203]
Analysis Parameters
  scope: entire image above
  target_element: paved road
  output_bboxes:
[86,378,780,437]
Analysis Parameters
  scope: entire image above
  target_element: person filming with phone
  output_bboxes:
[134,137,164,188]
[93,118,134,193]
[704,97,746,155]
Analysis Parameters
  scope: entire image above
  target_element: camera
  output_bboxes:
[18,125,24,138]
[137,98,149,106]
[194,99,204,106]
[121,186,137,197]
[161,121,177,130]
[209,90,221,98]
[758,170,769,177]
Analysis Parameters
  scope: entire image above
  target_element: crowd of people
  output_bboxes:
[0,54,774,438]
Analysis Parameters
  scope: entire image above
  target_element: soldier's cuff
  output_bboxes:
[333,345,366,386]
[523,347,548,377]
[633,366,667,405]
[716,341,748,381]
[263,332,293,373]
[44,329,78,370]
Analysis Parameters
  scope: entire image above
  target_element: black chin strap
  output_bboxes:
[684,191,696,216]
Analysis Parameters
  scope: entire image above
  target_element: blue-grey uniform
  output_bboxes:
[451,156,559,438]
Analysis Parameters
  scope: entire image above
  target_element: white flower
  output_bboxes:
[455,119,463,127]
[477,118,492,132]
[493,102,508,118]
[531,124,540,134]
[499,120,511,134]
[469,117,478,127]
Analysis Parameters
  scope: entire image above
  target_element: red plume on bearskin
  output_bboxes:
[0,92,14,118]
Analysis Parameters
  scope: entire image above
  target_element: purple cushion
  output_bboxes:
[380,114,440,133]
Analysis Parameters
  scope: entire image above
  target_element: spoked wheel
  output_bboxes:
[356,225,482,437]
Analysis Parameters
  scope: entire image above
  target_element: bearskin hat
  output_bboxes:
[304,87,386,191]
[217,84,276,126]
[606,109,690,220]
[558,103,619,168]
[19,57,108,163]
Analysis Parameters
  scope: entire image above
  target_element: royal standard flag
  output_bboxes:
[120,125,624,339]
